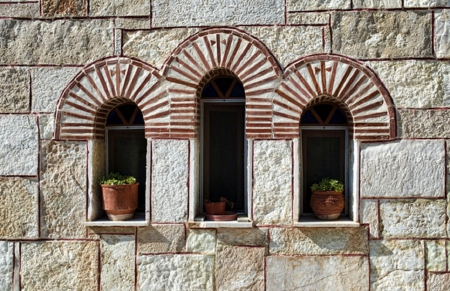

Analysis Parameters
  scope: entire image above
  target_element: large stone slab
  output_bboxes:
[288,0,351,10]
[0,115,38,175]
[40,141,87,238]
[138,254,213,290]
[406,0,450,7]
[361,140,445,198]
[21,241,98,291]
[42,0,87,16]
[0,178,38,239]
[253,140,292,225]
[151,140,188,222]
[426,240,446,272]
[380,199,447,238]
[152,0,284,27]
[370,240,424,291]
[267,255,369,291]
[217,228,267,246]
[90,0,150,16]
[428,274,450,291]
[332,11,432,58]
[0,3,40,18]
[269,227,368,255]
[0,241,13,291]
[0,67,29,113]
[115,18,151,29]
[186,229,216,253]
[101,235,135,291]
[436,10,450,58]
[360,199,380,238]
[215,246,265,291]
[0,19,114,65]
[138,224,185,254]
[398,109,450,138]
[288,12,329,24]
[39,114,55,140]
[353,0,402,7]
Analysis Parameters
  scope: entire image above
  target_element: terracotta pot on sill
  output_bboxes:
[310,190,344,220]
[101,183,139,221]
[204,201,226,215]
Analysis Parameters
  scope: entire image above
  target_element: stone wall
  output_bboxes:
[1,1,450,290]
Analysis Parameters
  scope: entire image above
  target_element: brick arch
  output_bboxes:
[274,54,396,140]
[162,27,282,139]
[54,57,166,140]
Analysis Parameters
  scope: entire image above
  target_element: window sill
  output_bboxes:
[294,216,360,228]
[85,212,149,227]
[188,214,253,228]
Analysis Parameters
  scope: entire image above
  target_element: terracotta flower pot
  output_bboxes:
[310,190,344,220]
[101,183,139,221]
[204,201,226,215]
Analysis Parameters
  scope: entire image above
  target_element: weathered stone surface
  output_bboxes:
[89,226,134,237]
[288,0,351,10]
[116,18,151,29]
[151,140,188,222]
[426,240,446,272]
[101,235,135,291]
[138,254,213,290]
[0,3,39,18]
[398,109,450,138]
[152,0,284,27]
[31,67,80,113]
[39,114,55,140]
[217,228,267,246]
[0,178,38,239]
[42,0,87,17]
[0,115,38,175]
[353,0,402,8]
[21,241,98,291]
[138,224,185,254]
[0,68,29,113]
[0,241,13,291]
[269,227,368,255]
[405,0,450,7]
[436,10,450,58]
[215,246,265,291]
[332,11,432,58]
[186,229,216,253]
[428,274,450,291]
[380,199,447,238]
[370,240,424,291]
[123,28,199,68]
[91,0,150,16]
[366,61,450,108]
[0,19,114,65]
[242,26,325,67]
[267,255,369,291]
[87,139,105,221]
[40,141,87,238]
[361,140,445,198]
[253,140,292,225]
[288,12,329,24]
[360,199,379,238]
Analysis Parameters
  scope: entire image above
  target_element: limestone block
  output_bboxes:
[370,240,424,291]
[42,0,87,16]
[288,12,329,24]
[253,140,292,225]
[101,235,135,291]
[151,140,188,222]
[380,199,447,238]
[0,115,38,175]
[0,19,114,65]
[0,241,13,291]
[138,224,185,254]
[361,140,445,198]
[138,254,213,290]
[40,141,87,238]
[217,228,267,246]
[0,68,29,113]
[0,178,38,239]
[88,226,134,237]
[405,0,450,7]
[186,229,216,253]
[398,109,450,138]
[39,114,55,140]
[123,28,200,68]
[115,18,151,29]
[366,61,450,108]
[152,0,284,27]
[215,245,265,291]
[428,274,450,291]
[21,241,98,291]
[332,12,432,58]
[0,4,39,21]
[436,10,450,58]
[353,0,402,8]
[87,139,105,221]
[288,0,351,10]
[269,227,368,255]
[91,0,150,16]
[31,67,80,113]
[360,199,379,238]
[266,255,369,291]
[426,240,446,272]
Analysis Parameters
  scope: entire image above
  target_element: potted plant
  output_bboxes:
[310,177,344,220]
[99,173,139,221]
[204,197,236,221]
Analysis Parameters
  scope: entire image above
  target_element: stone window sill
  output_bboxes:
[189,214,253,228]
[294,216,360,228]
[85,212,149,227]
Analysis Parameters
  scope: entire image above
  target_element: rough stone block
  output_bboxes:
[0,115,38,175]
[360,199,379,238]
[31,67,80,113]
[0,4,39,21]
[217,228,267,247]
[87,139,105,221]
[253,140,292,225]
[186,229,216,253]
[428,274,450,291]
[267,255,369,291]
[40,141,87,238]
[332,11,432,58]
[21,242,98,290]
[370,240,424,291]
[0,241,13,291]
[151,140,188,222]
[426,240,446,272]
[152,0,284,27]
[90,0,150,16]
[398,109,450,138]
[269,227,368,255]
[353,0,402,8]
[39,114,55,140]
[380,199,447,238]
[42,0,87,17]
[115,18,151,29]
[88,226,134,237]
[0,19,114,65]
[361,140,445,198]
[436,10,450,58]
[288,0,351,10]
[138,224,185,254]
[0,68,29,113]
[0,178,38,239]
[138,254,213,290]
[215,246,265,291]
[288,12,329,24]
[101,235,135,291]
[405,0,450,7]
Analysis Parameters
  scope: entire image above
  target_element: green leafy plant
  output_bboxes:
[99,172,137,185]
[310,177,344,192]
